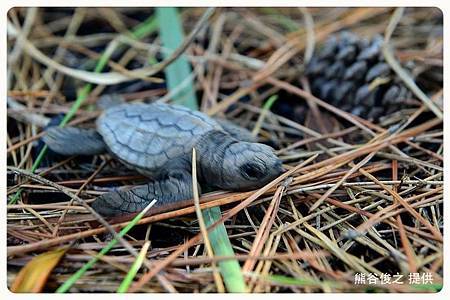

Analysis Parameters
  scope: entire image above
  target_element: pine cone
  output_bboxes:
[306,31,412,120]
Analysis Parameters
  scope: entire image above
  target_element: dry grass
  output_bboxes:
[7,7,443,292]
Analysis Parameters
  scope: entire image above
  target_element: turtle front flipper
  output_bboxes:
[91,170,196,217]
[43,127,106,156]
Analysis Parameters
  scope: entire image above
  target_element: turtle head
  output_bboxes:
[219,142,284,190]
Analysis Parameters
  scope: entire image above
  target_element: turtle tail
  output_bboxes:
[42,126,106,156]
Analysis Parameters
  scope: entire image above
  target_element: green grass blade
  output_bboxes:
[408,283,443,292]
[56,201,156,293]
[251,95,279,136]
[8,15,158,205]
[117,241,151,293]
[203,207,247,292]
[263,94,279,110]
[156,7,197,109]
[156,7,246,292]
[263,274,343,289]
[131,16,158,39]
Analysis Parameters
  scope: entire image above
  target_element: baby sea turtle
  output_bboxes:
[43,98,283,217]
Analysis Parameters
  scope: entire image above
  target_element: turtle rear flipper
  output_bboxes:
[92,170,195,216]
[43,127,106,156]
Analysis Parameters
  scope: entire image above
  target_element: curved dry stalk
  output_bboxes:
[7,8,216,85]
[8,7,38,65]
[299,7,315,64]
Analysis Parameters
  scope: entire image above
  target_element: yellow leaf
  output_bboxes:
[11,248,66,293]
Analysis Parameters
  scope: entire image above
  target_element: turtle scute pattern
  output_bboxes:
[96,103,223,173]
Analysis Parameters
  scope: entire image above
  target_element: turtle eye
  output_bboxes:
[240,163,265,179]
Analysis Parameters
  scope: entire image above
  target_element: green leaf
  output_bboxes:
[11,248,67,293]
[156,7,197,110]
[156,7,246,292]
